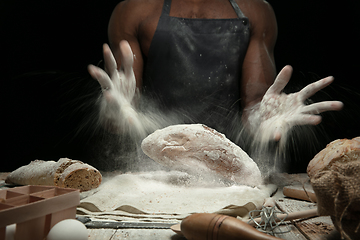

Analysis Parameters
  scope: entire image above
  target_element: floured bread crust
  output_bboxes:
[5,158,102,191]
[307,137,360,178]
[141,124,262,186]
[5,160,59,186]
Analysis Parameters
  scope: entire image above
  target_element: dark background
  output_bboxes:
[2,0,360,172]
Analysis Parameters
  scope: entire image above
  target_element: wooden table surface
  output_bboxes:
[85,173,341,240]
[1,173,341,240]
[86,200,339,240]
[85,198,339,240]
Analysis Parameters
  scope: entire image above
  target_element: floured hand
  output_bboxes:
[88,41,143,135]
[248,65,343,143]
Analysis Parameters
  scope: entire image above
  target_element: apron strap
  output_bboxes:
[162,0,172,16]
[228,0,246,19]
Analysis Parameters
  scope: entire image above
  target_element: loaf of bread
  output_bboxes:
[307,137,360,178]
[307,137,360,240]
[5,158,102,191]
[141,124,262,186]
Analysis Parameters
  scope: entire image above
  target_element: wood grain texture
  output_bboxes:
[276,198,335,240]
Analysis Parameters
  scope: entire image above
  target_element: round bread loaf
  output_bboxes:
[5,158,102,191]
[141,124,262,186]
[307,137,360,240]
[307,137,360,178]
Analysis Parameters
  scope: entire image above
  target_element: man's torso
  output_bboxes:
[134,0,259,57]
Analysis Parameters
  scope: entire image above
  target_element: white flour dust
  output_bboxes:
[247,93,297,148]
[95,89,285,178]
[94,72,321,178]
[79,171,276,217]
[94,88,193,172]
[97,89,185,141]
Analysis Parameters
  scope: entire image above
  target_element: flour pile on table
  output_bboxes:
[77,171,276,223]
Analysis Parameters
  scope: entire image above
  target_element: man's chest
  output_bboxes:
[138,0,246,56]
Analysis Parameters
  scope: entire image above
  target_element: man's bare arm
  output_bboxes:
[108,0,145,89]
[240,0,278,125]
[240,1,343,143]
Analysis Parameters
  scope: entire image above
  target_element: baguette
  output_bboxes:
[141,124,262,186]
[5,158,102,191]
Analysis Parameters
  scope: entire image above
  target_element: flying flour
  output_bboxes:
[245,66,343,148]
[88,43,181,141]
[88,43,343,175]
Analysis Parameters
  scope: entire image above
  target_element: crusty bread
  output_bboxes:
[307,137,360,178]
[307,137,360,239]
[141,124,262,186]
[5,158,102,191]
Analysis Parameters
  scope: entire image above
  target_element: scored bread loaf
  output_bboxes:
[5,158,102,191]
[141,124,262,186]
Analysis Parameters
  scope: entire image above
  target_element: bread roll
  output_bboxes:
[5,158,102,191]
[141,124,262,186]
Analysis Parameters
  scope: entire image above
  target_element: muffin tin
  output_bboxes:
[0,185,80,240]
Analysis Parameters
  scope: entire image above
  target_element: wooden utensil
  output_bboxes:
[178,213,282,240]
[248,208,318,227]
[282,185,317,202]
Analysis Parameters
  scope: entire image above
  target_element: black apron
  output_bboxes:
[142,0,250,134]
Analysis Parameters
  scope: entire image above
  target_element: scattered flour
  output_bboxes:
[79,171,276,220]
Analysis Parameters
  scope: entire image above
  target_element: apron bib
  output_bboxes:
[143,0,250,133]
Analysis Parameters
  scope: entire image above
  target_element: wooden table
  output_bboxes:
[1,173,341,240]
[85,197,338,240]
[86,173,340,240]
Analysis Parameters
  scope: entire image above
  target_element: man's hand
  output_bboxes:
[248,65,343,143]
[88,41,141,135]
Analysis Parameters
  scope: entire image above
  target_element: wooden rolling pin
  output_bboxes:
[283,185,317,202]
[171,206,318,239]
[179,213,281,240]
